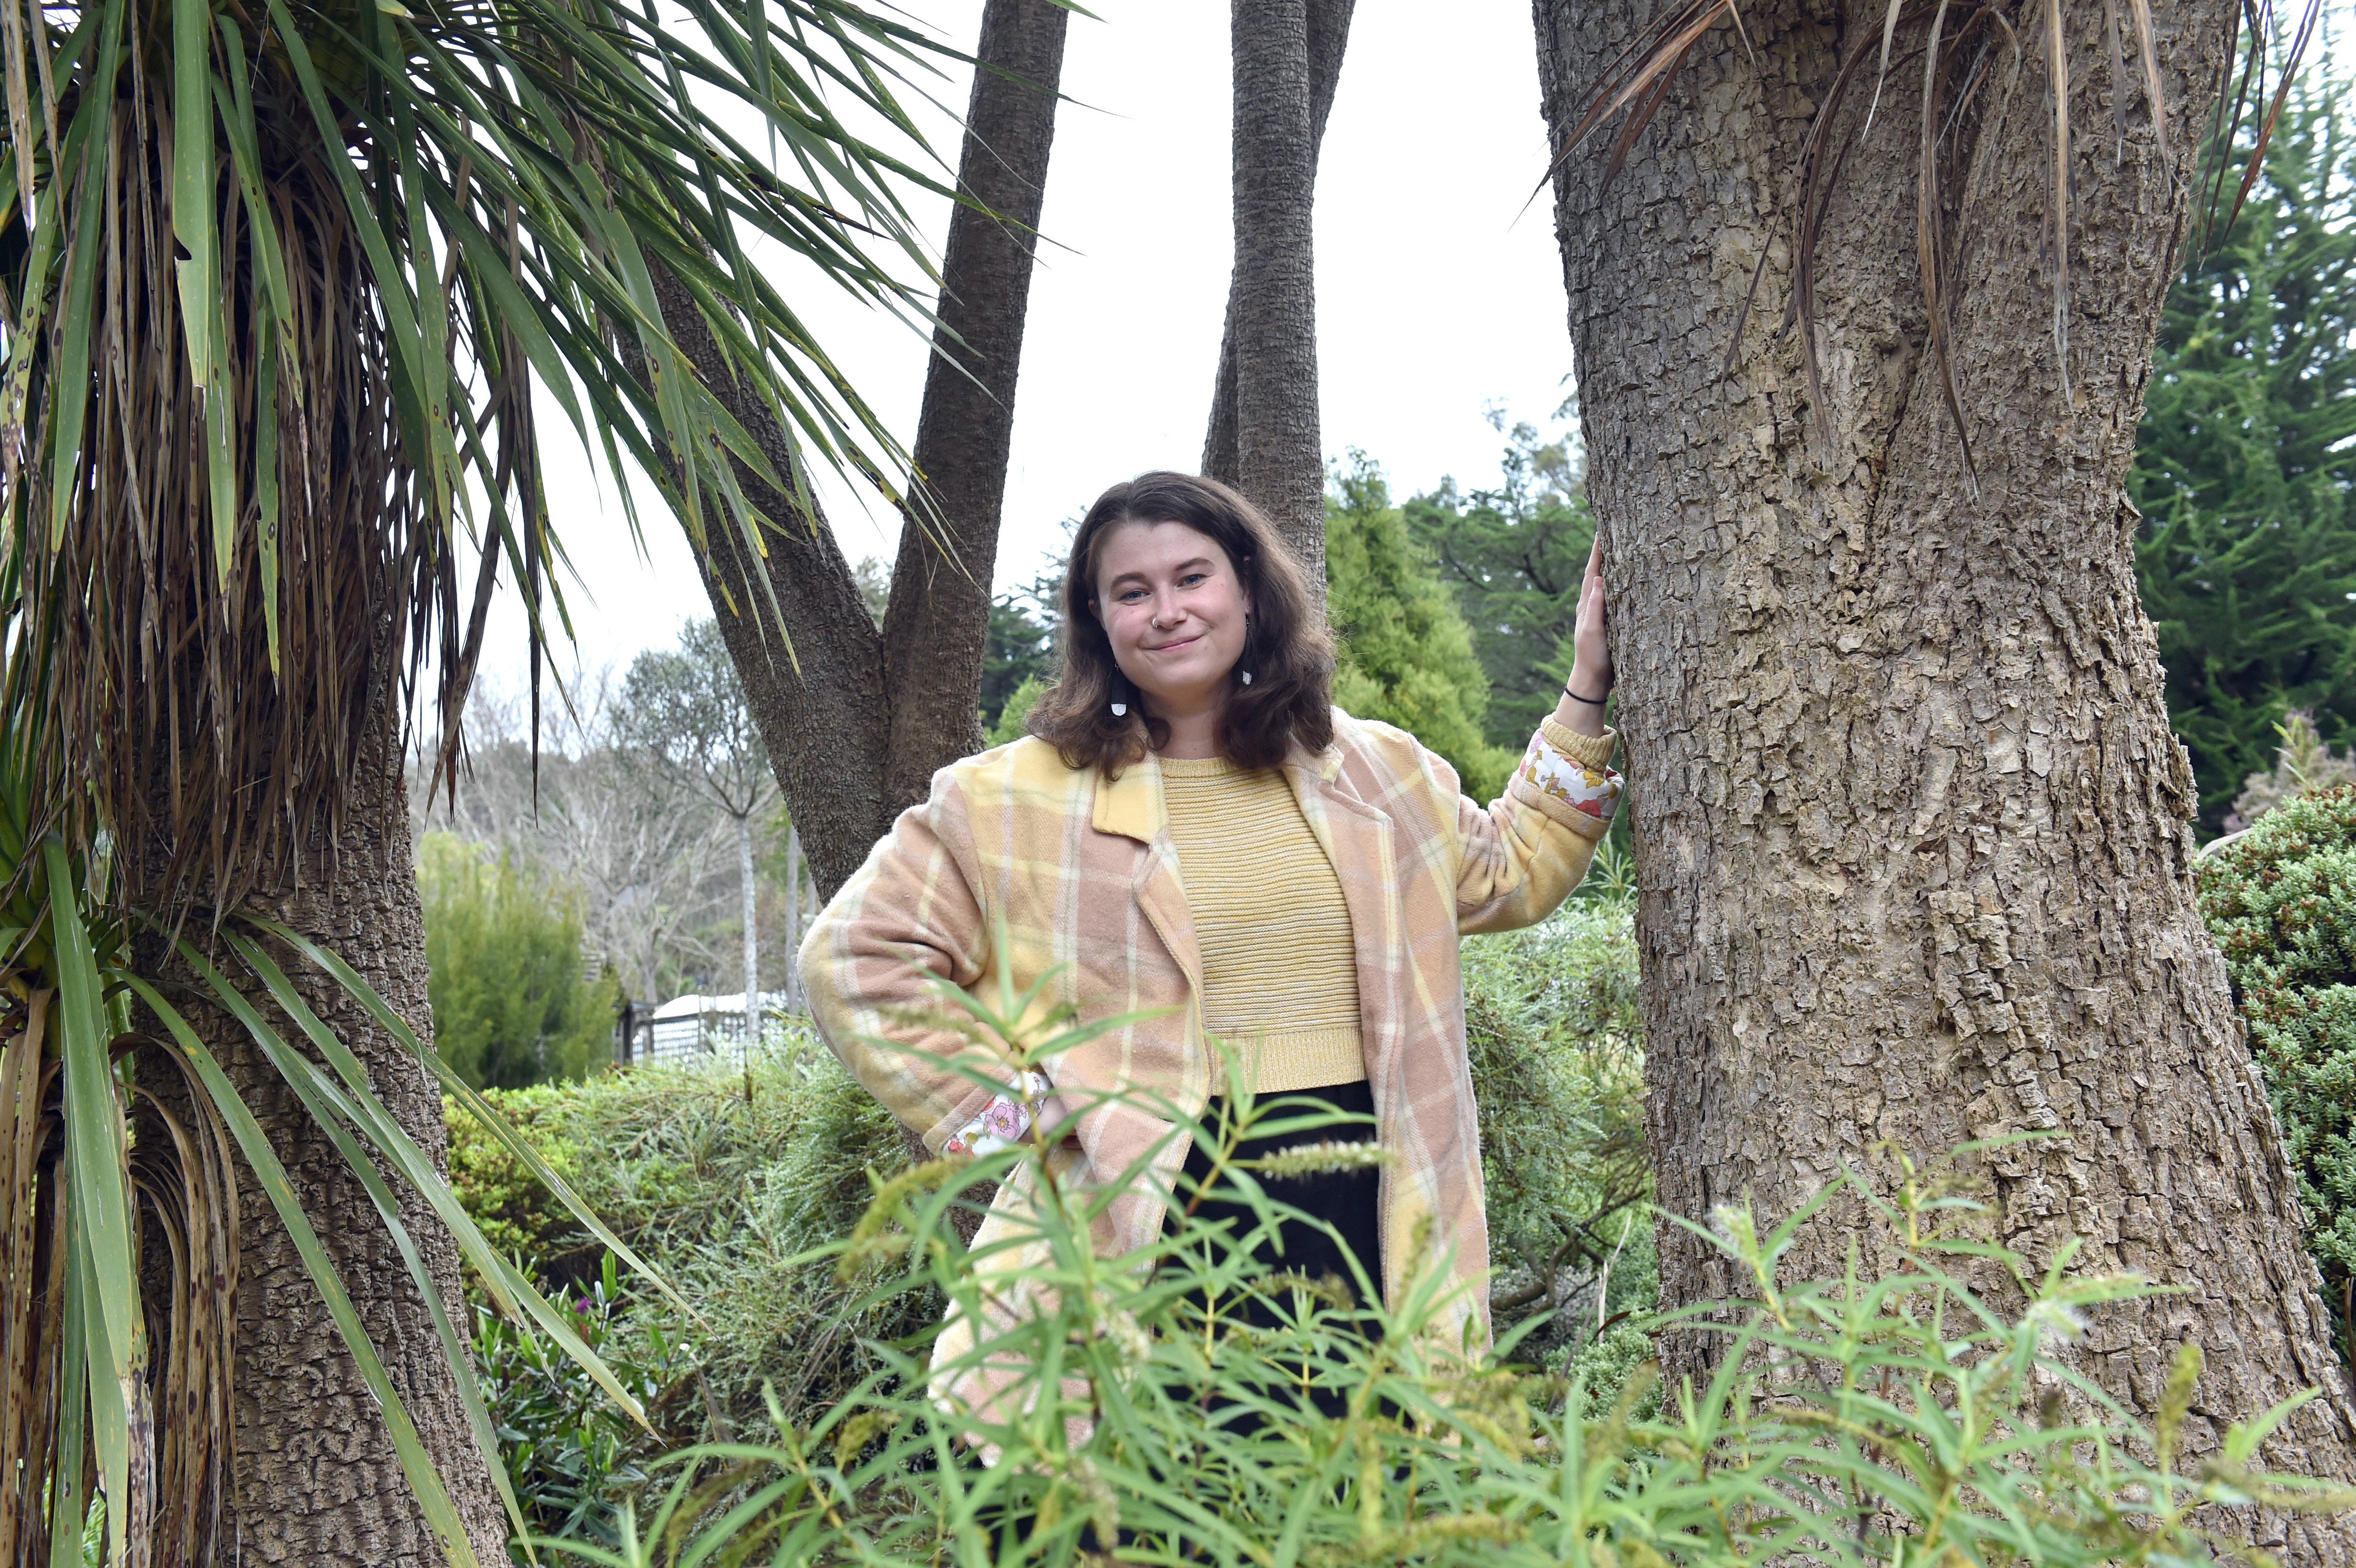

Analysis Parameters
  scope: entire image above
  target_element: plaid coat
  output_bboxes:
[799,709,1619,1396]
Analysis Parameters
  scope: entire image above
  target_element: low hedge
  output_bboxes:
[2197,783,2356,1344]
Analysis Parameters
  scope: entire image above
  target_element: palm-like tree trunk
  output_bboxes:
[212,698,506,1565]
[1201,0,1354,504]
[1215,0,1339,604]
[1532,0,2356,1545]
[877,0,1071,812]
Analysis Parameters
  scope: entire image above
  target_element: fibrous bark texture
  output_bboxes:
[665,0,1067,900]
[1532,0,2356,1546]
[213,694,505,1565]
[1220,0,1331,602]
[1201,0,1353,500]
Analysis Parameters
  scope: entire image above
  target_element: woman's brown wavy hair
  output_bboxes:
[1028,472,1334,779]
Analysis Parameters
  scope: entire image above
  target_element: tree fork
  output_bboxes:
[1533,0,2356,1543]
[1202,0,1354,498]
[1220,0,1333,606]
[661,0,1069,904]
[880,0,1071,814]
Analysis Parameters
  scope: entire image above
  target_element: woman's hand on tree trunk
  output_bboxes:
[1557,537,1613,739]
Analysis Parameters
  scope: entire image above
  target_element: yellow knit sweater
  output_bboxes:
[1159,755,1365,1094]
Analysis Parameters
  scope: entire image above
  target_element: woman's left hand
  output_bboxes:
[1568,536,1611,703]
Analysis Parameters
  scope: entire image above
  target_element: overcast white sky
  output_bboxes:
[484,0,1576,695]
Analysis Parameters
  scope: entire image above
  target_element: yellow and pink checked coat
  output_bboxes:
[798,708,1619,1371]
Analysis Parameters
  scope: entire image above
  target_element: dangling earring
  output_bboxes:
[1238,612,1254,686]
[1111,701,1128,717]
[1240,672,1252,686]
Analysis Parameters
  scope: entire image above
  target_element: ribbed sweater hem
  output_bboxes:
[1205,1026,1367,1096]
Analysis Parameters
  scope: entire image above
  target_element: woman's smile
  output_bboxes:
[1091,516,1254,738]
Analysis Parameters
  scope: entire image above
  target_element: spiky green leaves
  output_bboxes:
[1,0,961,907]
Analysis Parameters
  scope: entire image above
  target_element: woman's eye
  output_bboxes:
[1179,573,1207,588]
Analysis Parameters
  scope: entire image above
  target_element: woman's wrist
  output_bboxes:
[1553,669,1611,739]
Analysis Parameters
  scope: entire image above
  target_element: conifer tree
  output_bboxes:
[1326,457,1516,797]
[2133,83,2356,832]
[1406,418,1597,748]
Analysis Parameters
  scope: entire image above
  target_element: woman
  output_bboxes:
[800,471,1619,1398]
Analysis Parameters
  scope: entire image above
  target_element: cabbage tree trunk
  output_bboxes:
[1531,0,2356,1545]
[209,696,506,1565]
[671,0,1068,901]
[1201,0,1354,506]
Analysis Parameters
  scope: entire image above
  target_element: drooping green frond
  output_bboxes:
[0,0,975,1555]
[0,0,961,907]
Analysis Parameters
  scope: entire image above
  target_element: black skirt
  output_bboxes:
[1163,1079,1384,1312]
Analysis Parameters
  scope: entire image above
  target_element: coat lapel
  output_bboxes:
[1091,756,1202,996]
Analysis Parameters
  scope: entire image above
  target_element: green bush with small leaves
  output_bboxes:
[2196,782,2356,1341]
[475,1255,691,1547]
[452,1035,938,1461]
[1464,899,1651,1364]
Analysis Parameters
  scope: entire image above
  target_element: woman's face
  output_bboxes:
[1091,518,1253,717]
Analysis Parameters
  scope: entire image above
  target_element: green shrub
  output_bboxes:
[445,1080,589,1260]
[1463,901,1650,1364]
[454,1029,943,1544]
[987,675,1045,747]
[419,832,619,1089]
[2197,782,2356,1331]
[1326,455,1519,801]
[475,1255,692,1546]
[533,995,2351,1568]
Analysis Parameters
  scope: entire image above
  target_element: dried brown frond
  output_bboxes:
[0,1012,236,1568]
[8,44,480,919]
[1550,0,2311,473]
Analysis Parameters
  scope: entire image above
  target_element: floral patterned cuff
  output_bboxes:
[940,1070,1055,1157]
[1513,722,1622,830]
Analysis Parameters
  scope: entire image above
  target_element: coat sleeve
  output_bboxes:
[797,770,1036,1156]
[1452,717,1622,935]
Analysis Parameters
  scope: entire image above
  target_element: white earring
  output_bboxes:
[1111,702,1127,717]
[1240,671,1253,686]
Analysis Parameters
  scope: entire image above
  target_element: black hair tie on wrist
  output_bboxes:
[1564,687,1609,707]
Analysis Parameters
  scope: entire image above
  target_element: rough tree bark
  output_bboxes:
[1214,0,1335,601]
[208,696,506,1566]
[877,0,1072,813]
[1201,0,1354,498]
[661,0,1067,901]
[1533,0,2356,1545]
